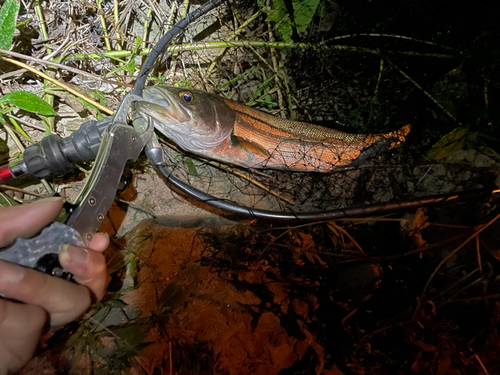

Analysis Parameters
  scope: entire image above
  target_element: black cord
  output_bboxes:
[157,165,480,223]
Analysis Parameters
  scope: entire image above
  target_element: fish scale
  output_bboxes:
[225,100,381,143]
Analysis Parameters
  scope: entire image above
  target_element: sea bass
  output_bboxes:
[134,86,410,172]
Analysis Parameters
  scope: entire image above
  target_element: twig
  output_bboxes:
[335,224,364,254]
[474,353,490,375]
[43,27,72,61]
[113,0,122,50]
[0,68,27,80]
[413,211,500,320]
[0,185,49,198]
[385,57,459,124]
[0,57,113,115]
[267,0,286,118]
[373,58,384,99]
[441,293,500,303]
[206,9,262,78]
[142,7,153,50]
[5,114,55,134]
[0,191,14,205]
[0,48,108,83]
[0,105,32,142]
[33,0,51,54]
[476,235,483,274]
[32,0,56,132]
[333,33,461,54]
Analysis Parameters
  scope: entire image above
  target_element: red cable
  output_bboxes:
[0,164,13,184]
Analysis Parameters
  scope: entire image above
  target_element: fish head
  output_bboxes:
[135,86,235,151]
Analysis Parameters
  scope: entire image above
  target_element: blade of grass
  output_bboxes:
[0,106,32,142]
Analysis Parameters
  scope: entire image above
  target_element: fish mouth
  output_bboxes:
[135,87,191,124]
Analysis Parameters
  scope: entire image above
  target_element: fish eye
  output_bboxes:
[179,91,193,104]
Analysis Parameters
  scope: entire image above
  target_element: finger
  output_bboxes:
[0,299,46,372]
[0,299,46,339]
[88,232,110,253]
[0,198,63,247]
[0,260,91,327]
[59,245,107,301]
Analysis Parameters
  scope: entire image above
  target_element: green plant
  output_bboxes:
[259,0,321,43]
[0,0,57,139]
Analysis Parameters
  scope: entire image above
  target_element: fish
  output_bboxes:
[134,86,410,172]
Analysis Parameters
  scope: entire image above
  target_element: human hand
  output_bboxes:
[0,197,109,374]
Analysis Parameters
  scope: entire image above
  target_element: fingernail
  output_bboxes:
[0,261,25,284]
[60,244,89,265]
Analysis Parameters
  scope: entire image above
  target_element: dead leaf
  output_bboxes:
[415,340,438,352]
[436,353,452,375]
[401,208,429,247]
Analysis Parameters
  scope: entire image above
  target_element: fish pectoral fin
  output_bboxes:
[231,134,273,159]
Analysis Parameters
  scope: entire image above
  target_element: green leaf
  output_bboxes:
[264,0,318,41]
[427,128,476,160]
[293,0,320,32]
[266,0,293,43]
[126,58,135,75]
[0,0,20,50]
[0,91,57,116]
[89,90,107,105]
[275,14,293,43]
[0,193,18,207]
[134,36,142,52]
[182,157,199,176]
[315,0,325,17]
